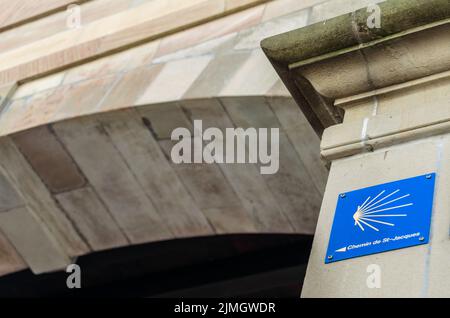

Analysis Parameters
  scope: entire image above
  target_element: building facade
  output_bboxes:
[0,0,448,297]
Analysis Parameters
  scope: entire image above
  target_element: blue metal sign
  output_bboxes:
[325,173,436,264]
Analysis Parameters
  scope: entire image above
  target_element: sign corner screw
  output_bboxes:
[419,237,425,242]
[340,193,346,198]
[426,174,432,179]
[327,255,333,260]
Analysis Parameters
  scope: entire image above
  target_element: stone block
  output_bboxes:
[155,5,264,58]
[219,50,278,96]
[234,9,308,50]
[0,172,22,213]
[0,207,71,274]
[0,230,26,276]
[11,125,86,194]
[137,102,193,140]
[98,64,164,111]
[184,52,250,99]
[56,187,129,251]
[138,56,212,104]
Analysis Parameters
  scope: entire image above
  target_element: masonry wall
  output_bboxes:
[0,0,386,277]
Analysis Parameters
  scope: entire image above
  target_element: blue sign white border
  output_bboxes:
[325,173,436,264]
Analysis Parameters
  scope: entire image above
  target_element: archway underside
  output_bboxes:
[0,0,329,277]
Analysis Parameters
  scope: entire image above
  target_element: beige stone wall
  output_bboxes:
[0,0,88,31]
[0,0,389,277]
[0,0,390,136]
[292,0,450,297]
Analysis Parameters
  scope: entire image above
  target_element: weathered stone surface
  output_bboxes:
[61,40,159,86]
[268,97,328,193]
[262,0,450,136]
[12,126,86,194]
[158,140,238,210]
[14,73,63,99]
[0,89,61,137]
[0,172,22,213]
[0,0,266,86]
[52,117,174,244]
[54,75,118,121]
[138,56,212,104]
[0,137,89,257]
[0,207,71,274]
[234,9,308,50]
[0,230,26,276]
[309,0,385,24]
[255,0,450,298]
[181,98,295,233]
[153,33,238,64]
[426,135,450,297]
[98,64,164,111]
[219,50,278,96]
[266,79,290,97]
[0,83,17,114]
[181,98,233,131]
[137,102,193,140]
[222,96,323,233]
[184,52,250,99]
[262,0,325,21]
[0,0,87,31]
[221,96,280,128]
[0,0,351,277]
[0,76,117,136]
[225,0,266,11]
[155,5,264,58]
[321,76,450,159]
[99,110,214,237]
[263,0,450,65]
[56,187,129,251]
[159,139,257,234]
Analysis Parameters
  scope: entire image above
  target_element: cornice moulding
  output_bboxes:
[261,0,450,136]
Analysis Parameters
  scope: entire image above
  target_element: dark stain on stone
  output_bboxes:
[141,116,159,140]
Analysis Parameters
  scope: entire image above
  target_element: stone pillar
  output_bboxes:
[262,0,450,297]
[303,80,450,298]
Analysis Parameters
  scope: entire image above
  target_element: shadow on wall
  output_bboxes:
[0,234,313,298]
